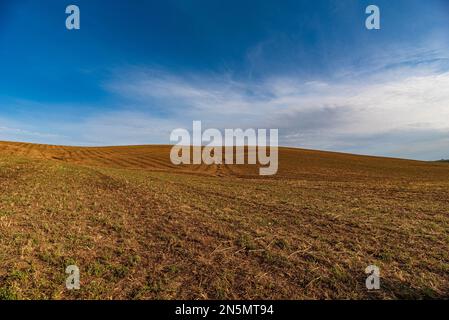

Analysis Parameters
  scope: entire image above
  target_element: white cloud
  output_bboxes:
[2,55,449,160]
[101,64,449,160]
[0,117,65,143]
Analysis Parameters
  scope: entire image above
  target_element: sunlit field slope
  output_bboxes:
[0,141,448,299]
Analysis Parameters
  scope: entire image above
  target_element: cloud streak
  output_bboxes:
[95,57,449,160]
[1,49,449,160]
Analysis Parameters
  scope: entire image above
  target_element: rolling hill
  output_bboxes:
[0,141,448,299]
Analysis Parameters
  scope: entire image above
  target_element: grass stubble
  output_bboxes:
[0,141,448,299]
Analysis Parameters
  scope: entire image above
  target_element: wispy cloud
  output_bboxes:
[93,53,449,159]
[1,49,449,160]
[0,116,66,143]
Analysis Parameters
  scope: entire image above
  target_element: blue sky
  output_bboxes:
[1,0,449,160]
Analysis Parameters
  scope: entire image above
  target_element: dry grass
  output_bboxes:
[0,141,448,299]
